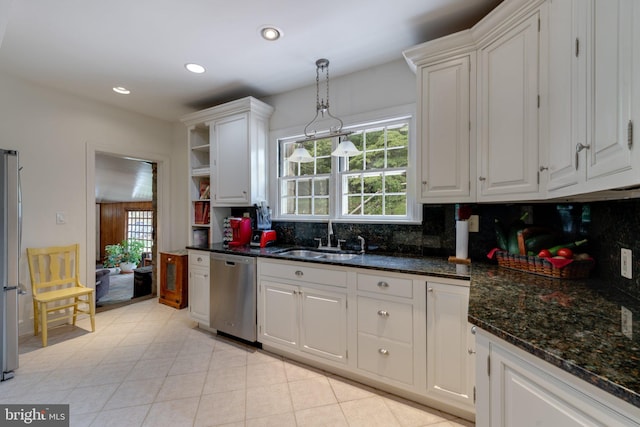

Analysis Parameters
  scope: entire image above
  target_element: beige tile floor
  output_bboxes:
[0,299,474,427]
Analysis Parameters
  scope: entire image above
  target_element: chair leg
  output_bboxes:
[41,302,48,347]
[32,300,39,336]
[72,297,79,326]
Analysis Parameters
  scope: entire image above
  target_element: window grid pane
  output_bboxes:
[126,210,153,252]
[278,118,410,220]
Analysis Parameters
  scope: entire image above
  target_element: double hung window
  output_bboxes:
[277,115,418,223]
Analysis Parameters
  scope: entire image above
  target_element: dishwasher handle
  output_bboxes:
[225,261,236,267]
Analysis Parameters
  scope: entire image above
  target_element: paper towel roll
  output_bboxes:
[456,220,469,260]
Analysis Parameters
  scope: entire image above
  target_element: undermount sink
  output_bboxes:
[276,248,359,261]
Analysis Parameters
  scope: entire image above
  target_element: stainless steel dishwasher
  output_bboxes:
[210,252,257,342]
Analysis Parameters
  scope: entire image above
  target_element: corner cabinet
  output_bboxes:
[187,250,210,326]
[181,97,274,244]
[475,329,640,427]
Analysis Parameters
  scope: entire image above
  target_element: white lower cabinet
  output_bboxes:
[257,258,474,421]
[258,260,347,365]
[476,329,640,427]
[187,250,210,326]
[426,280,474,412]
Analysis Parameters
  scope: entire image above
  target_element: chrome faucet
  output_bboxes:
[315,220,343,250]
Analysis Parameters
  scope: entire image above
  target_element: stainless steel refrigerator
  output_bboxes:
[1,149,19,381]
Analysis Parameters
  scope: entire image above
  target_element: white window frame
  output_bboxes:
[270,104,421,224]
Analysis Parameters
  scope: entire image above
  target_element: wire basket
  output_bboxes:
[495,251,594,279]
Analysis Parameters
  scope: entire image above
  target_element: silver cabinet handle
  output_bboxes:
[378,348,389,356]
[471,326,477,335]
[377,310,389,317]
[377,281,389,288]
[295,270,304,276]
[575,143,591,170]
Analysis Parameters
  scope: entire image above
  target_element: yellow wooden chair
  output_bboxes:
[26,244,96,346]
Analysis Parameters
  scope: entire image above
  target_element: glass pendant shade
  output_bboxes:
[331,138,362,157]
[287,145,314,163]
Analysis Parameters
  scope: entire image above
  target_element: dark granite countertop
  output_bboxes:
[186,243,640,409]
[187,243,472,279]
[468,263,640,409]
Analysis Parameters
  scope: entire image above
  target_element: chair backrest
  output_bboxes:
[26,244,82,297]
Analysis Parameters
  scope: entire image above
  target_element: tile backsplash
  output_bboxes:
[273,199,640,301]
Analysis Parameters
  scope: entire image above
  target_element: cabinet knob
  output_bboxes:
[295,270,304,277]
[167,257,172,262]
[539,166,549,172]
[478,176,486,181]
[471,325,477,335]
[378,348,389,356]
[428,287,434,292]
[377,310,389,317]
[468,348,476,355]
[197,257,202,262]
[377,281,389,288]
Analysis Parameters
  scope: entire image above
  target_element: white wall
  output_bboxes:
[0,71,186,335]
[264,59,417,132]
[263,59,418,217]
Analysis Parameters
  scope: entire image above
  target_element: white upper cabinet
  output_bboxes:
[182,96,273,208]
[417,55,474,203]
[210,97,273,206]
[546,0,581,193]
[477,9,543,201]
[547,0,638,197]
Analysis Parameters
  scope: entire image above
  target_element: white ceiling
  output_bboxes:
[95,153,153,203]
[0,0,502,123]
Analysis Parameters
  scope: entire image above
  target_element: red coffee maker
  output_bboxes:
[228,217,252,247]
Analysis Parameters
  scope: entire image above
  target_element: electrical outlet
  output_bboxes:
[621,248,632,279]
[468,215,479,233]
[621,306,633,339]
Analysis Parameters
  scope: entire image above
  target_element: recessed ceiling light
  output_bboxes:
[260,26,282,41]
[113,86,130,95]
[185,63,206,74]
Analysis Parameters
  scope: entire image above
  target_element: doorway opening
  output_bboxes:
[94,153,158,311]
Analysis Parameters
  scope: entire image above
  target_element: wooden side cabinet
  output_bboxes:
[159,251,188,309]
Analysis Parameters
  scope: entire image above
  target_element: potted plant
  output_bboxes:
[104,239,145,273]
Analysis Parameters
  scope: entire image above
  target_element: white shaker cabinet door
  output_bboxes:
[188,267,210,326]
[477,11,541,201]
[259,281,299,349]
[426,281,474,410]
[584,0,634,185]
[211,113,251,206]
[418,55,473,202]
[299,287,347,363]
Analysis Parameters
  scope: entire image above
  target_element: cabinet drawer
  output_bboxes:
[189,251,210,268]
[260,261,347,288]
[357,273,412,298]
[357,332,413,385]
[357,297,413,344]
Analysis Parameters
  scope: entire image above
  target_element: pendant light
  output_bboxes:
[287,58,361,163]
